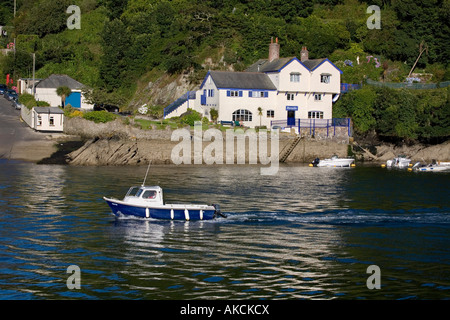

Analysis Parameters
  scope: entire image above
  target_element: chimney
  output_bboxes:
[300,46,309,62]
[268,37,280,62]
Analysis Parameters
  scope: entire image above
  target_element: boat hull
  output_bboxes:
[416,166,450,172]
[104,197,217,220]
[317,158,354,167]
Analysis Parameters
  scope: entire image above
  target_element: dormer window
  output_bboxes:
[321,74,331,84]
[290,72,300,83]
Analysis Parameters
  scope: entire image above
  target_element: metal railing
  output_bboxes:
[271,118,352,137]
[164,91,196,118]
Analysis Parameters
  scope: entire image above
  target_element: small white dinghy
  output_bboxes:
[310,155,355,167]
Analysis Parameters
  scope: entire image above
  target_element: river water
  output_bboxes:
[0,160,449,300]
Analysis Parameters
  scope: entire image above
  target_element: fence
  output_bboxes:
[366,78,450,90]
[271,118,352,137]
[341,83,362,93]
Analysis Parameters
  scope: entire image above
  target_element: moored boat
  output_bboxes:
[409,160,450,172]
[310,155,355,167]
[383,156,411,169]
[104,185,225,220]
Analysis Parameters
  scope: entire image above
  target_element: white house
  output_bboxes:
[31,74,93,110]
[164,39,344,132]
[21,106,64,132]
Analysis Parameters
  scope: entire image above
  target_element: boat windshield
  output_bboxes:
[126,187,141,197]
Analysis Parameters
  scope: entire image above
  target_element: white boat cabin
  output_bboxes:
[123,186,164,206]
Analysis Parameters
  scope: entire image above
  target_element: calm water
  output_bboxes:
[0,160,449,300]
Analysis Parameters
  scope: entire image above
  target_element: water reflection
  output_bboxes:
[0,162,448,300]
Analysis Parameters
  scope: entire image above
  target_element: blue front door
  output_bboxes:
[287,110,295,126]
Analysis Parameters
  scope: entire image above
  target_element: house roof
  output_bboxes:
[202,70,277,90]
[246,57,343,74]
[35,74,84,90]
[33,107,64,114]
[246,57,296,73]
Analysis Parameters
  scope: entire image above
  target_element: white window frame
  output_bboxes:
[287,93,295,101]
[290,73,300,83]
[314,94,322,101]
[321,74,331,84]
[267,110,274,118]
[232,109,253,122]
[308,111,324,119]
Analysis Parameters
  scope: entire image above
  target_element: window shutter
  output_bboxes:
[239,91,243,97]
[264,91,268,98]
[248,91,252,97]
[227,91,231,97]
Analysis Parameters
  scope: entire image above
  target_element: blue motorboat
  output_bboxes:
[104,185,225,220]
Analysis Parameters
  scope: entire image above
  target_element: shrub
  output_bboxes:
[83,110,117,123]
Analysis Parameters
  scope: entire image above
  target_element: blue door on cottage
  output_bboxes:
[65,91,81,108]
[286,106,297,126]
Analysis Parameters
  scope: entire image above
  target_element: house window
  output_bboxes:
[290,73,300,82]
[249,91,268,98]
[267,110,274,118]
[287,93,295,101]
[308,111,324,119]
[37,115,42,126]
[227,90,242,97]
[208,89,214,97]
[49,116,55,126]
[321,74,331,84]
[314,94,322,101]
[232,109,252,122]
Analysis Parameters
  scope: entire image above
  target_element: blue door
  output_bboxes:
[287,110,295,126]
[65,91,81,108]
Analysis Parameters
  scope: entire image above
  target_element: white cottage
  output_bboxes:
[164,39,344,132]
[21,106,64,132]
[32,74,93,110]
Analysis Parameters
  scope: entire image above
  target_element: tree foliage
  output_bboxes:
[334,86,449,143]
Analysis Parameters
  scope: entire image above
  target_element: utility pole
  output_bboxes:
[32,53,35,96]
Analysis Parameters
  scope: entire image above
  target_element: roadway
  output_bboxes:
[0,97,57,162]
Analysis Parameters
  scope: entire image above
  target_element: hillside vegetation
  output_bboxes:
[0,0,449,143]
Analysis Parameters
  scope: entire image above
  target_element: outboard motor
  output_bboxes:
[212,204,227,219]
[311,158,320,167]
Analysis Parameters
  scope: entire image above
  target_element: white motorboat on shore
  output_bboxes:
[310,155,355,167]
[383,156,411,169]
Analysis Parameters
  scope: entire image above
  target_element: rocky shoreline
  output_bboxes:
[15,117,450,166]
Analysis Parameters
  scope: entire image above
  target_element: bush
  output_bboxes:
[180,108,203,126]
[69,110,83,118]
[83,110,117,123]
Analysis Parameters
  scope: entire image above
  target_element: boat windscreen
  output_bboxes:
[126,187,140,197]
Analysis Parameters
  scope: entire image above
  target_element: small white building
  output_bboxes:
[31,74,93,110]
[21,106,64,132]
[164,39,344,132]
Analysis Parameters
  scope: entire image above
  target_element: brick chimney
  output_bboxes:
[300,46,309,62]
[268,37,280,62]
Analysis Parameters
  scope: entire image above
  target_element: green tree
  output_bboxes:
[56,86,72,108]
[99,19,131,91]
[210,108,218,123]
